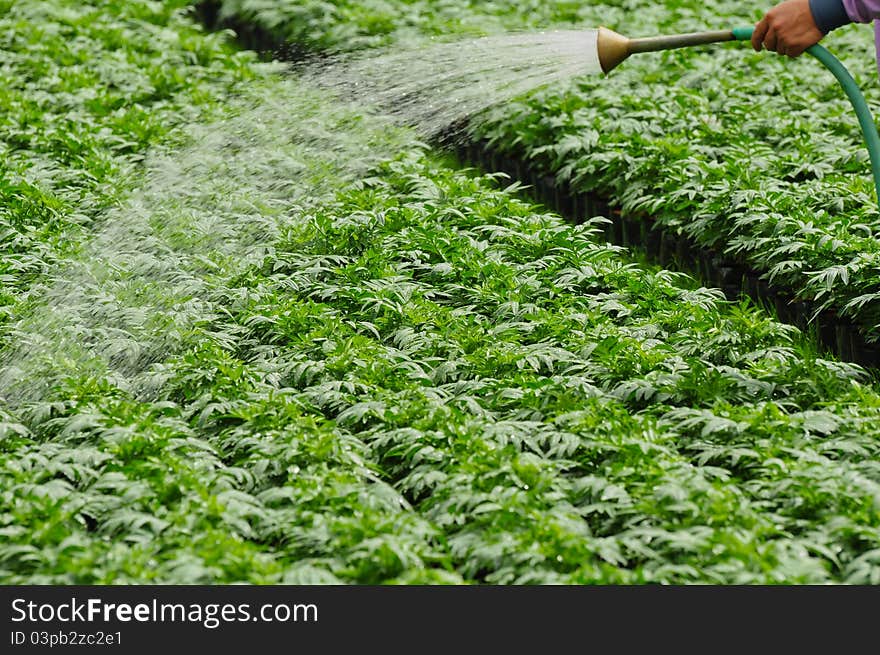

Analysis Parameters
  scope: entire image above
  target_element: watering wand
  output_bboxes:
[596,25,880,209]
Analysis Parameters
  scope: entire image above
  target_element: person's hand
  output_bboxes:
[751,0,824,57]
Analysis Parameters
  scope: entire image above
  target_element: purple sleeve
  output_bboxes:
[843,0,880,21]
[841,0,880,78]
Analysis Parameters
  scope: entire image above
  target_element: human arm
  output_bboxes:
[751,0,880,57]
[751,0,830,57]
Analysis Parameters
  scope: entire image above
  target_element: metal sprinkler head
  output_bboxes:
[596,27,631,74]
[595,27,740,74]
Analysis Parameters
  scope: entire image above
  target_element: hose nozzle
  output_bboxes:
[597,27,737,73]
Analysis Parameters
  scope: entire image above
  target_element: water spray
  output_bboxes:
[597,25,880,209]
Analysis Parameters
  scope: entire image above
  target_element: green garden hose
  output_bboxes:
[598,25,880,209]
[732,25,880,211]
